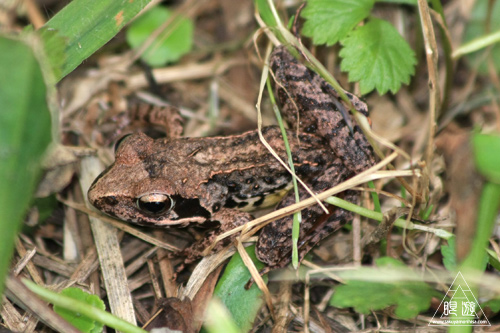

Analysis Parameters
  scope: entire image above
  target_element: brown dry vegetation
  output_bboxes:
[2,0,500,332]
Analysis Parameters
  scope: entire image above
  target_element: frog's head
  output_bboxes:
[87,132,209,227]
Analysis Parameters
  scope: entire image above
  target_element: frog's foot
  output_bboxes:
[126,100,184,139]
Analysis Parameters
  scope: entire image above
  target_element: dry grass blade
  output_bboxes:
[236,240,275,319]
[418,0,441,167]
[8,0,496,330]
[79,156,137,325]
[183,248,235,299]
[61,200,180,252]
[5,276,80,333]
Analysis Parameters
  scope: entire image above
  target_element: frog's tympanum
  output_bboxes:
[88,46,375,274]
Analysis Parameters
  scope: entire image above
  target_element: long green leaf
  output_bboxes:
[0,36,52,296]
[43,0,153,80]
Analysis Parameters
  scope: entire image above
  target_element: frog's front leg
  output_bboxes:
[255,163,355,270]
[173,208,252,268]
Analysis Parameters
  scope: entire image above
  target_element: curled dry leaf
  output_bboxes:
[36,145,94,197]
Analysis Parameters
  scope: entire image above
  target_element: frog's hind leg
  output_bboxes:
[249,190,357,289]
[255,164,357,273]
[271,46,375,174]
[294,190,357,263]
[256,191,356,272]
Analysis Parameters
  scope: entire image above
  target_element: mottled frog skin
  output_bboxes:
[88,46,375,272]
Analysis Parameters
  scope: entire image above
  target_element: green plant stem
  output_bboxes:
[447,182,500,333]
[429,0,453,111]
[459,182,500,271]
[266,77,302,268]
[23,279,147,333]
[453,29,500,59]
[367,181,381,213]
[324,196,454,239]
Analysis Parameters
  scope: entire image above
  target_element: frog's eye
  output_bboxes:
[137,193,174,215]
[114,134,133,153]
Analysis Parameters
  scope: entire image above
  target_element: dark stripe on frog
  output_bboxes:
[224,195,267,210]
[92,195,119,211]
[284,96,349,138]
[280,71,313,85]
[344,92,369,117]
[253,195,266,207]
[171,195,210,219]
[143,157,165,178]
[224,197,239,209]
[290,94,341,114]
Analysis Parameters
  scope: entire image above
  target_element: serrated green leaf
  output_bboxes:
[339,18,416,94]
[0,36,52,296]
[463,0,500,73]
[54,287,105,333]
[126,6,193,67]
[213,245,267,332]
[43,0,153,80]
[330,257,434,319]
[472,132,500,184]
[301,0,375,45]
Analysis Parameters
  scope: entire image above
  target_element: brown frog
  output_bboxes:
[87,46,375,273]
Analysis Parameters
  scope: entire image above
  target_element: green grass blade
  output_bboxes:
[324,196,454,239]
[454,29,500,59]
[459,182,500,271]
[23,279,146,333]
[0,36,52,296]
[43,0,153,80]
[265,78,302,268]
